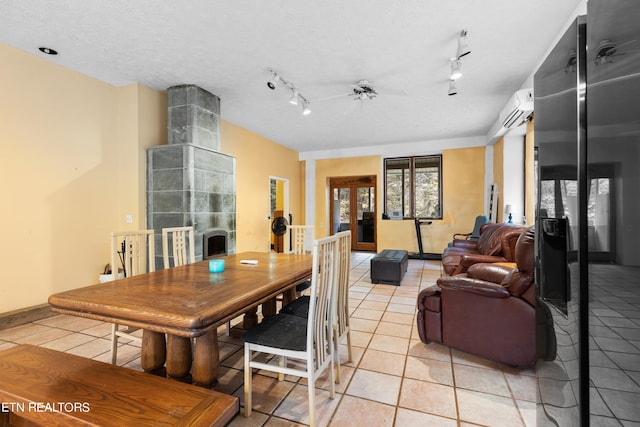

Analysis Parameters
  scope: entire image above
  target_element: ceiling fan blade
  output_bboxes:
[616,39,637,50]
[317,93,352,101]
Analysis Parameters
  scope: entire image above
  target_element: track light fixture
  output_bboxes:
[447,30,470,95]
[448,80,458,96]
[456,29,471,60]
[302,101,311,115]
[267,71,280,90]
[289,88,300,105]
[266,68,311,116]
[449,60,462,80]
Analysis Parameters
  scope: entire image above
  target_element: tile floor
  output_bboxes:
[0,253,536,427]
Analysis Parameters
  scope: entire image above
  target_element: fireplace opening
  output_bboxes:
[204,230,228,259]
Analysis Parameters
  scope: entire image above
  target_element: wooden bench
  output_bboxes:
[0,344,238,427]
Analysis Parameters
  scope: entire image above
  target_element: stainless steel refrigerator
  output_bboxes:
[534,0,640,425]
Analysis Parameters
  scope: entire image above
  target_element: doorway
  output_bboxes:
[269,177,289,252]
[329,175,376,251]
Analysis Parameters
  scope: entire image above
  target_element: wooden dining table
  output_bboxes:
[48,251,312,388]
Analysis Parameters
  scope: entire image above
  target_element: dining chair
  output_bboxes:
[288,224,315,295]
[161,226,195,268]
[242,234,338,427]
[333,230,353,382]
[278,230,353,383]
[109,230,155,365]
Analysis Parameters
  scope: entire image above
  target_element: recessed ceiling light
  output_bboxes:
[38,47,58,55]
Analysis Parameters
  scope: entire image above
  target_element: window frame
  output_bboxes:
[383,155,443,220]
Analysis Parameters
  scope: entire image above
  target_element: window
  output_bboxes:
[384,155,442,219]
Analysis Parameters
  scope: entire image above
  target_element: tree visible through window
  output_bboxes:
[384,155,442,219]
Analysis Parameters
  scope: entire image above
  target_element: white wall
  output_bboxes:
[503,135,525,224]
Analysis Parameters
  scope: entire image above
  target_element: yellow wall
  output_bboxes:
[314,147,486,254]
[220,121,302,253]
[0,43,162,313]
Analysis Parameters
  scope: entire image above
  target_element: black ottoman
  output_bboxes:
[370,250,409,285]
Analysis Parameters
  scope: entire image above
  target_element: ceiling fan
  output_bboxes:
[320,79,404,114]
[594,39,639,65]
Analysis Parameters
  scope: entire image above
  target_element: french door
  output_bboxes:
[329,176,376,251]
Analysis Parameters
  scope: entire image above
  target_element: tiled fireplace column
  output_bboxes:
[147,85,236,268]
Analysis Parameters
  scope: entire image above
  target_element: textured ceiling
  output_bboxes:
[0,0,583,155]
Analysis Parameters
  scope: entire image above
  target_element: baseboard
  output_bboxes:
[408,252,442,261]
[0,303,56,331]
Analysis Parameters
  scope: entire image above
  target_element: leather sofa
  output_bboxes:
[417,226,536,367]
[441,222,526,275]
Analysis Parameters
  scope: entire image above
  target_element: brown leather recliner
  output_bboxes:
[417,226,536,367]
[441,223,525,275]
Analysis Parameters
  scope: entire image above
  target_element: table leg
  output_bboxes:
[262,298,277,318]
[166,335,193,381]
[192,331,219,388]
[141,330,166,373]
[243,308,259,329]
[282,287,297,306]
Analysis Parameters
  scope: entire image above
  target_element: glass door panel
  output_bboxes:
[357,187,375,244]
[332,187,351,234]
[329,176,376,251]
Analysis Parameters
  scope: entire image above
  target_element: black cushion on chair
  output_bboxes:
[295,280,311,293]
[279,295,310,318]
[241,313,308,351]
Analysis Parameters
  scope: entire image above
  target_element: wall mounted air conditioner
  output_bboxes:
[500,88,534,129]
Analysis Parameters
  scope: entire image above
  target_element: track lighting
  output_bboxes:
[449,60,462,80]
[302,101,311,116]
[267,71,280,90]
[456,29,471,60]
[448,80,458,96]
[289,88,299,105]
[266,68,310,115]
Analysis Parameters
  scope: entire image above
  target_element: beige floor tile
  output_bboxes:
[236,373,296,415]
[39,331,100,352]
[358,348,406,376]
[357,300,388,311]
[453,364,511,397]
[516,399,537,427]
[264,416,305,426]
[329,395,395,427]
[404,355,453,386]
[65,337,111,359]
[349,330,373,348]
[456,388,524,426]
[13,326,74,345]
[346,369,401,405]
[407,339,452,362]
[349,317,379,333]
[375,321,412,338]
[505,371,537,402]
[390,295,417,306]
[368,334,409,355]
[398,378,457,419]
[386,303,416,315]
[0,323,56,342]
[370,287,396,295]
[351,308,383,321]
[272,384,340,427]
[394,408,458,427]
[229,410,269,426]
[364,293,392,303]
[34,314,104,331]
[380,312,414,325]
